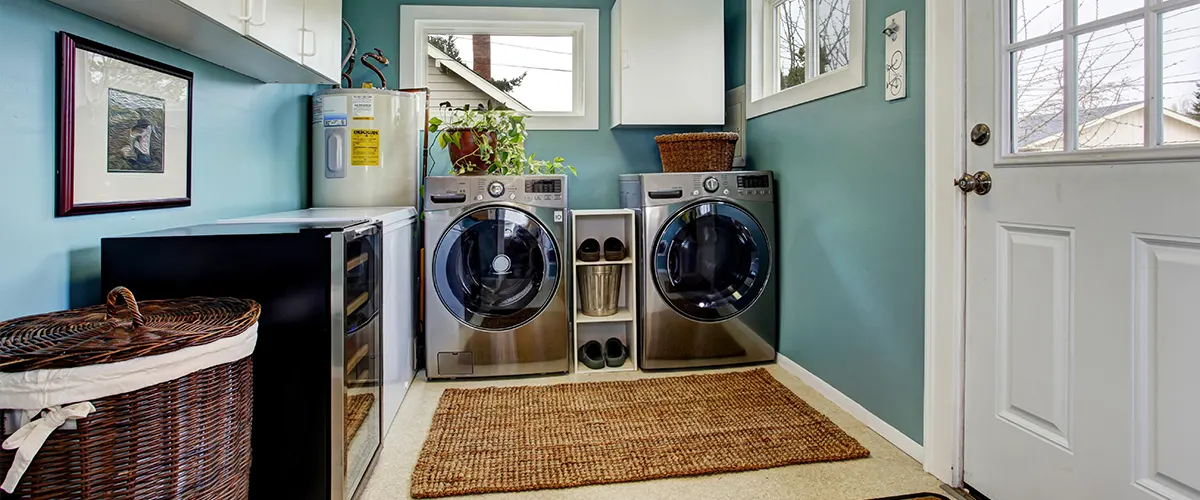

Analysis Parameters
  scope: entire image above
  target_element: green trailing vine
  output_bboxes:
[428,101,576,176]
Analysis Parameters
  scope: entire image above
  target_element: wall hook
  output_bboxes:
[882,20,900,41]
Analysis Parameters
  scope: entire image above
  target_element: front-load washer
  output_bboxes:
[620,171,778,370]
[424,175,571,378]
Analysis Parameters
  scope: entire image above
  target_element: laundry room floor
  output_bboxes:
[356,364,944,500]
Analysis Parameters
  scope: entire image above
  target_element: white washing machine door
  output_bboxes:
[433,206,561,331]
[653,201,772,322]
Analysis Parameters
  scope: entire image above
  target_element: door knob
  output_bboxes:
[953,171,992,195]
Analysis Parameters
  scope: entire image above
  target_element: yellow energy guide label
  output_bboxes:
[351,129,380,166]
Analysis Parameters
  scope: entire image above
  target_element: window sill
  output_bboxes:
[746,66,864,119]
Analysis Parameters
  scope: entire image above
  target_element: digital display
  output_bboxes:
[737,175,770,189]
[525,179,562,194]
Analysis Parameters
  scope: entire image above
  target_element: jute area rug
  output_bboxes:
[411,368,870,498]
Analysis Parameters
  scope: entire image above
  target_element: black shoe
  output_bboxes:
[577,238,600,262]
[603,237,627,261]
[579,340,604,369]
[604,337,628,367]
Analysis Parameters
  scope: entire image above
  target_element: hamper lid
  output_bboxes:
[0,287,261,373]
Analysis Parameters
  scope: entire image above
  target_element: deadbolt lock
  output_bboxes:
[954,171,992,195]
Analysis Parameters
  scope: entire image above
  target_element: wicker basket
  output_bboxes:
[0,287,260,500]
[654,132,739,172]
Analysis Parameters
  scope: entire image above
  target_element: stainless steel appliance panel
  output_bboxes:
[423,176,571,378]
[624,172,779,370]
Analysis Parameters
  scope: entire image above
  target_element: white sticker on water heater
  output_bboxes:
[323,96,348,127]
[352,95,374,121]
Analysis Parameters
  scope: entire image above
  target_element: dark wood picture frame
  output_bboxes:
[56,32,194,217]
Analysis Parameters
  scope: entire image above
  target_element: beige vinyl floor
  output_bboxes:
[356,364,944,500]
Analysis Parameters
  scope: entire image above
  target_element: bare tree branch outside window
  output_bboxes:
[1012,0,1200,152]
[775,0,851,91]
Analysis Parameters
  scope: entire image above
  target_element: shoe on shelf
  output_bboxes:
[577,238,601,262]
[579,340,605,369]
[603,237,627,261]
[604,337,628,368]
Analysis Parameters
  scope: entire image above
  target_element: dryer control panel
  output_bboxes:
[621,172,774,208]
[425,175,568,209]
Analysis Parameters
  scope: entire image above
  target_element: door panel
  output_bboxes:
[652,201,771,322]
[1133,236,1200,499]
[303,0,342,81]
[432,206,561,332]
[964,1,1200,498]
[996,224,1073,450]
[180,0,248,33]
[245,0,305,63]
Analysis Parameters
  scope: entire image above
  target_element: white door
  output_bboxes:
[302,0,344,82]
[245,0,306,63]
[963,1,1200,499]
[180,0,249,33]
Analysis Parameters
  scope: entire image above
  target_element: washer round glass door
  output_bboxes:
[653,201,771,322]
[434,206,561,331]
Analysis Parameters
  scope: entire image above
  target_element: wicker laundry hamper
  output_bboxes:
[0,287,260,500]
[654,132,739,172]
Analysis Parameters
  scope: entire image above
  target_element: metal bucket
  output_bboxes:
[577,265,623,316]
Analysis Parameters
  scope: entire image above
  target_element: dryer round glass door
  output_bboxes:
[434,206,561,331]
[653,201,771,322]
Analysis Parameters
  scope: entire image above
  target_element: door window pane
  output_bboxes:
[816,0,851,74]
[1077,0,1142,25]
[1014,41,1066,152]
[776,0,807,90]
[1076,20,1145,150]
[427,34,573,112]
[1013,0,1063,43]
[1161,5,1200,145]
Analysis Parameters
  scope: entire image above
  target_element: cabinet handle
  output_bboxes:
[237,0,252,22]
[300,29,317,57]
[249,0,267,26]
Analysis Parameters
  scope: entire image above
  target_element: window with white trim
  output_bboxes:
[1007,0,1200,155]
[399,6,599,130]
[747,0,865,118]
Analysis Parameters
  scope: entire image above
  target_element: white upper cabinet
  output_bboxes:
[303,0,344,83]
[180,0,248,33]
[48,0,339,84]
[245,0,306,63]
[611,0,725,127]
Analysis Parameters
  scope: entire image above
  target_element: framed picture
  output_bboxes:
[56,32,193,217]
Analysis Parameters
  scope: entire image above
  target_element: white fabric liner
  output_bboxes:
[0,323,258,493]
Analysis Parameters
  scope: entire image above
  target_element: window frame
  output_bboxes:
[399,5,600,131]
[998,0,1200,165]
[746,0,866,118]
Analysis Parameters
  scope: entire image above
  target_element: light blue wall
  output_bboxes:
[736,0,927,442]
[342,0,702,209]
[0,0,315,320]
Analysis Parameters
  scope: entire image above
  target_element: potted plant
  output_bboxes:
[428,101,576,176]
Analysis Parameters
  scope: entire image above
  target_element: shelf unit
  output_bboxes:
[570,209,638,374]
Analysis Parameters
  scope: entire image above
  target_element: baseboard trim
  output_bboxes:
[776,353,924,462]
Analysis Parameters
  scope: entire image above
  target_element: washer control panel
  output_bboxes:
[425,175,568,209]
[629,171,774,207]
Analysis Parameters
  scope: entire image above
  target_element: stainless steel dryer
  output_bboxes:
[620,171,778,370]
[424,175,570,378]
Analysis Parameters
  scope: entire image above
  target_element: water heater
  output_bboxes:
[312,88,426,207]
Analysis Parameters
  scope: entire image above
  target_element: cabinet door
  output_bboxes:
[617,0,724,125]
[245,0,305,63]
[302,0,343,82]
[180,0,248,33]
